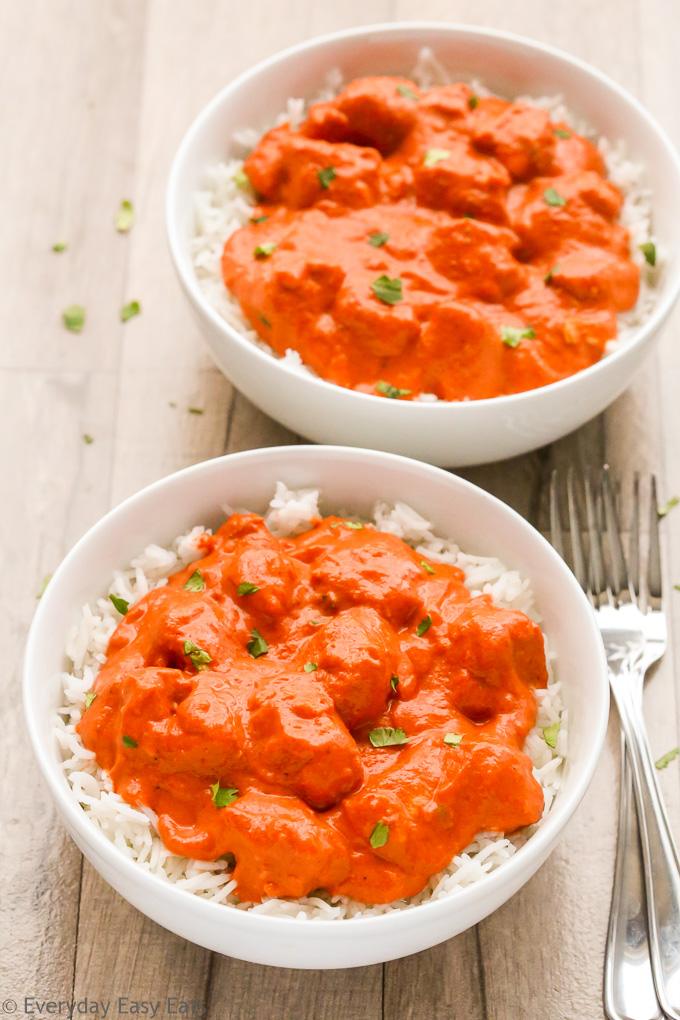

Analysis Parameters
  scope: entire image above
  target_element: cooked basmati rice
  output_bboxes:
[190,47,659,392]
[54,483,566,920]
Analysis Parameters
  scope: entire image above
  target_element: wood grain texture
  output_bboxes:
[3,0,680,1017]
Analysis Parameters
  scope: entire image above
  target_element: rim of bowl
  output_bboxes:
[166,20,680,415]
[23,444,609,932]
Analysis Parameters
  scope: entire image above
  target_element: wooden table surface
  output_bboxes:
[4,1,680,1017]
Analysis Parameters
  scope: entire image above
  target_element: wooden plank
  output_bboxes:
[0,0,149,373]
[0,368,117,1000]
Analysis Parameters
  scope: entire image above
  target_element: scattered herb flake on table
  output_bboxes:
[52,240,67,252]
[656,747,680,770]
[63,305,85,333]
[82,433,94,445]
[37,573,52,599]
[658,497,679,518]
[183,569,205,592]
[369,727,408,747]
[121,300,140,322]
[188,407,204,415]
[115,200,134,233]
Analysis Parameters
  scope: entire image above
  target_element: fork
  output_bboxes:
[550,468,678,1020]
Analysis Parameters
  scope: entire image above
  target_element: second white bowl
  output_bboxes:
[167,23,680,467]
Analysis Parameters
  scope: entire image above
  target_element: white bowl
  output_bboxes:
[24,445,608,968]
[167,23,680,468]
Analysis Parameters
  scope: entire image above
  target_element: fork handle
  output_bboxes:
[613,681,680,1020]
[604,732,663,1020]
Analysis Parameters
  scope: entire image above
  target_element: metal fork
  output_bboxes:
[550,468,678,1020]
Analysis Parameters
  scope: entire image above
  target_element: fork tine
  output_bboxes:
[584,470,608,603]
[549,470,564,560]
[630,472,640,599]
[648,475,662,607]
[567,468,588,593]
[602,465,634,606]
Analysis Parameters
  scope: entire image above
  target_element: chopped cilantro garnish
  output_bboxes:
[369,231,389,247]
[317,167,337,190]
[397,84,419,101]
[184,639,212,670]
[304,662,317,672]
[254,242,277,259]
[543,722,560,749]
[416,615,432,637]
[369,727,408,747]
[109,593,129,615]
[85,692,98,710]
[183,569,205,592]
[544,187,566,207]
[444,733,462,746]
[421,560,435,574]
[376,380,411,399]
[658,497,679,518]
[640,242,656,267]
[501,325,535,348]
[247,628,268,658]
[237,582,260,596]
[423,148,450,167]
[122,734,137,748]
[370,821,389,849]
[371,275,403,305]
[211,782,239,807]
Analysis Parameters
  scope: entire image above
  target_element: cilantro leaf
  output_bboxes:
[376,380,411,399]
[501,325,535,348]
[109,593,129,615]
[371,275,403,305]
[237,582,261,596]
[444,733,462,746]
[247,628,268,658]
[369,727,408,747]
[184,639,212,670]
[369,231,389,247]
[317,167,337,190]
[544,187,566,207]
[423,148,450,167]
[211,782,239,807]
[370,821,389,849]
[543,722,560,749]
[183,569,205,592]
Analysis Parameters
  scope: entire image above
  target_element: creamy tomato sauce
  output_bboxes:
[78,512,549,905]
[221,76,640,401]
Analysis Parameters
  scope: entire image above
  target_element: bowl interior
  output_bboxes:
[169,23,680,333]
[26,446,607,880]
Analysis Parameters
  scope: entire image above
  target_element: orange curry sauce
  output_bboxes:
[78,512,548,904]
[221,76,640,401]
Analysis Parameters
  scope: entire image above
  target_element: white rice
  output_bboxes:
[54,483,566,920]
[190,47,659,389]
